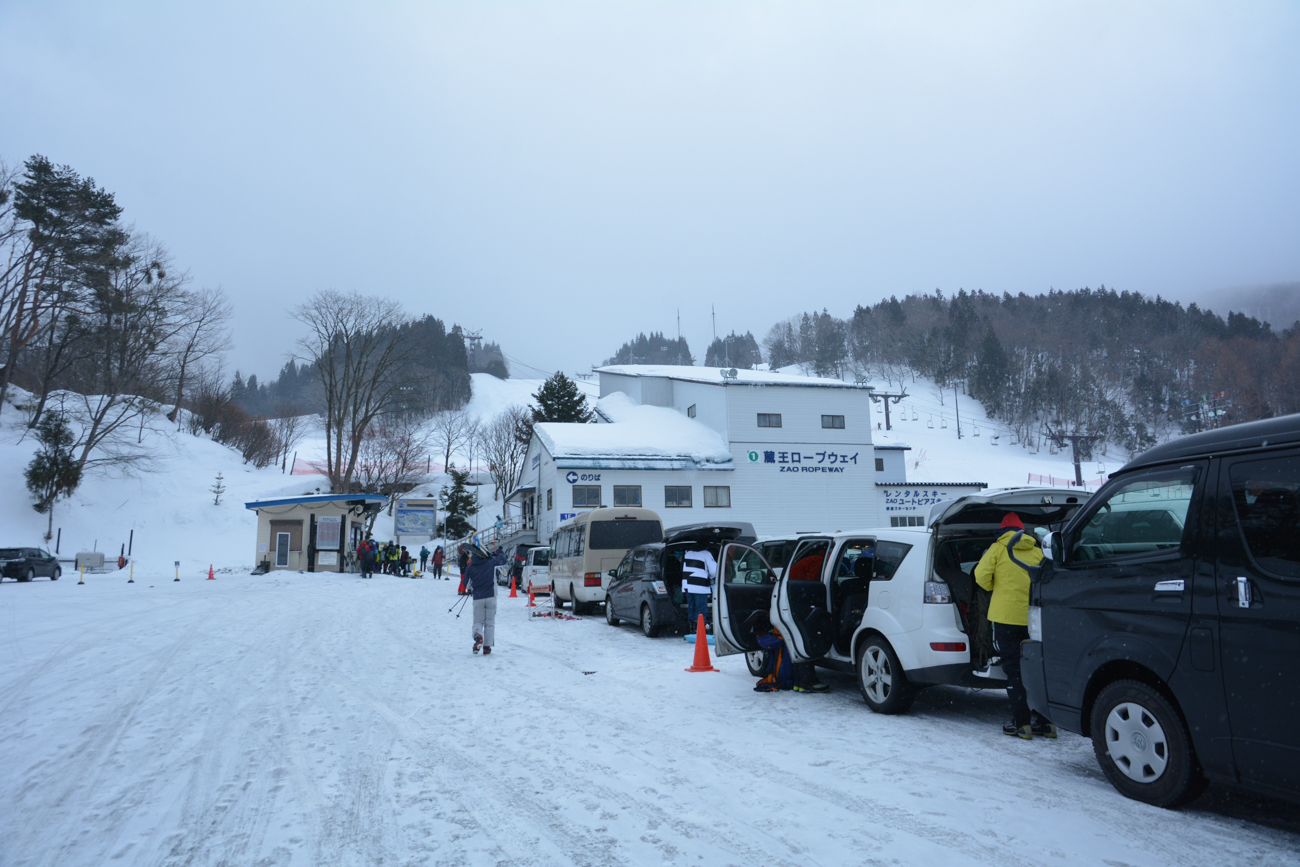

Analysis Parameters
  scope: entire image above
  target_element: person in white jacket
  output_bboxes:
[682,547,717,635]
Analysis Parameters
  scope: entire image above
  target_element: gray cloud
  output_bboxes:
[2,1,1297,379]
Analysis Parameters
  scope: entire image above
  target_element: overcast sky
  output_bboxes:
[2,1,1298,381]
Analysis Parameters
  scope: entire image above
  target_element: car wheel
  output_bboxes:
[745,650,768,677]
[23,568,35,583]
[52,567,60,581]
[640,604,659,638]
[605,596,620,626]
[1090,680,1206,808]
[857,636,915,714]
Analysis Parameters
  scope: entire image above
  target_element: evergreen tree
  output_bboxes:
[704,331,763,368]
[24,412,83,540]
[210,472,226,505]
[532,371,594,423]
[605,331,694,366]
[441,467,478,537]
[971,326,1009,414]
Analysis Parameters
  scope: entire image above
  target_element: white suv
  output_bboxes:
[712,488,1088,713]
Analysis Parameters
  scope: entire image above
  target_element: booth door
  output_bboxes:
[275,533,290,567]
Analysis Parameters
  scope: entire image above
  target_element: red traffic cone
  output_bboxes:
[526,587,537,608]
[207,565,215,580]
[685,614,719,672]
[508,575,518,598]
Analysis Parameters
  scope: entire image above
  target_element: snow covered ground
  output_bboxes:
[2,571,1297,867]
[3,373,1298,866]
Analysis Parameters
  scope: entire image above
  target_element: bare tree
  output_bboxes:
[292,290,417,493]
[430,407,478,473]
[482,405,532,504]
[269,406,309,472]
[165,286,232,422]
[354,415,432,532]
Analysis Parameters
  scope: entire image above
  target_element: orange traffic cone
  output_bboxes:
[207,564,215,580]
[685,614,719,672]
[509,575,518,598]
[526,587,536,608]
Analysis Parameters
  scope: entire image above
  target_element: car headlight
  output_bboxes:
[1028,605,1042,642]
[652,580,667,595]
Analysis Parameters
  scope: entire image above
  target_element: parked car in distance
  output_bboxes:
[605,522,757,638]
[711,488,1087,712]
[522,546,551,595]
[1023,413,1300,808]
[0,547,62,582]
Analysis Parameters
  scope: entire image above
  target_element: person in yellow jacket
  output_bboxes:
[975,512,1056,740]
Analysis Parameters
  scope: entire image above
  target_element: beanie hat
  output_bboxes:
[1000,513,1025,530]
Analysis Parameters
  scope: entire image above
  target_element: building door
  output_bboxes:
[275,532,290,567]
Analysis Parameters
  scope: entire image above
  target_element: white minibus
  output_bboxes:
[550,507,662,614]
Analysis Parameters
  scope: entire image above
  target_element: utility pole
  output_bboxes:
[1045,426,1104,486]
[954,385,962,439]
[866,386,908,431]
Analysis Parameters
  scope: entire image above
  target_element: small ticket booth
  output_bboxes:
[245,494,388,573]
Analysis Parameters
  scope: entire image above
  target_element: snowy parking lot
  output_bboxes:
[2,570,1297,867]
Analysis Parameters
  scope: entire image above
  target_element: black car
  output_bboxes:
[0,547,62,582]
[1023,413,1300,807]
[603,522,756,637]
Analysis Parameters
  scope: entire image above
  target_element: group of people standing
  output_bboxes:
[355,539,446,578]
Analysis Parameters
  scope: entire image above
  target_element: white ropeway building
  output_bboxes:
[503,365,984,547]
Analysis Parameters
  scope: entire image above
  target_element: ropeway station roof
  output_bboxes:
[534,392,733,471]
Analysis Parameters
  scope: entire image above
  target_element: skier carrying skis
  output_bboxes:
[464,546,507,655]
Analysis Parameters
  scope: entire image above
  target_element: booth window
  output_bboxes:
[822,414,845,429]
[613,485,642,507]
[704,486,731,508]
[890,516,925,527]
[572,485,601,507]
[757,413,782,428]
[687,404,697,418]
[664,486,693,508]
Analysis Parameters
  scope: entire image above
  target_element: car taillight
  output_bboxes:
[923,581,951,604]
[652,580,667,595]
[1028,605,1042,642]
[930,642,966,652]
[584,573,602,587]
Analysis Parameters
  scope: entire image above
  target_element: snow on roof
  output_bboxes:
[534,392,732,465]
[245,494,389,510]
[596,364,857,388]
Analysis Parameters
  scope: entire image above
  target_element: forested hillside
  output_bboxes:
[762,289,1300,455]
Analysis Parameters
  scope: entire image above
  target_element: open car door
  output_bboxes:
[712,543,777,657]
[771,537,836,662]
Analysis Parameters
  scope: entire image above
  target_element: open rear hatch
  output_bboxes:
[928,488,1091,669]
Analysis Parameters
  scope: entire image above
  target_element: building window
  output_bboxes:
[613,485,642,507]
[822,414,845,429]
[875,458,885,472]
[546,488,553,510]
[757,413,782,428]
[572,485,601,507]
[890,516,925,527]
[687,404,696,418]
[664,486,692,508]
[703,486,731,508]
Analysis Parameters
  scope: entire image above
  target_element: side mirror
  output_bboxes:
[608,569,618,579]
[1040,531,1056,562]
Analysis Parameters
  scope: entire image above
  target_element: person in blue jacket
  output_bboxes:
[464,546,508,654]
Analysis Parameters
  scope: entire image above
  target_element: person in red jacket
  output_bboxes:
[432,545,445,580]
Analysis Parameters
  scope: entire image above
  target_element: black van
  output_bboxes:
[1022,413,1300,807]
